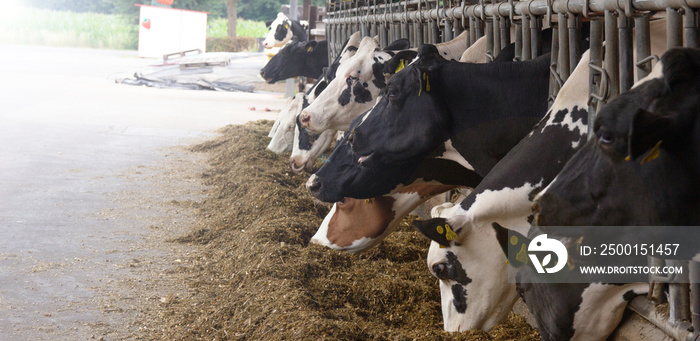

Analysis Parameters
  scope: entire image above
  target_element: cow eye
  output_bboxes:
[597,130,614,145]
[386,88,398,99]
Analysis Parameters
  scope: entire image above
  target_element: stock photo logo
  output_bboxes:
[527,234,568,274]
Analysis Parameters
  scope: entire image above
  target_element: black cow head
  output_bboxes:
[306,114,427,202]
[348,44,453,169]
[260,38,319,83]
[534,48,700,232]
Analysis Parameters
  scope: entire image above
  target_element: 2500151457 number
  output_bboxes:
[599,244,680,256]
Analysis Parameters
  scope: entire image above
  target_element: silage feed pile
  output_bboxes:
[151,120,540,340]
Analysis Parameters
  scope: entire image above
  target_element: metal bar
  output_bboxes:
[685,7,700,47]
[619,14,634,93]
[635,14,652,80]
[500,12,511,49]
[668,6,685,47]
[628,296,696,341]
[324,0,700,25]
[522,15,531,60]
[604,10,620,100]
[531,15,543,59]
[550,21,560,105]
[588,17,604,138]
[494,16,502,56]
[691,261,700,334]
[486,18,495,61]
[558,13,571,82]
[568,14,582,79]
[515,21,523,61]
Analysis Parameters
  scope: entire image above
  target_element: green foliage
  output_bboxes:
[208,17,268,38]
[238,0,326,22]
[0,6,138,49]
[206,36,257,52]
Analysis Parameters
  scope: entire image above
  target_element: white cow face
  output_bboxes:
[300,36,389,132]
[290,126,336,172]
[267,93,306,154]
[420,203,518,332]
[263,12,293,49]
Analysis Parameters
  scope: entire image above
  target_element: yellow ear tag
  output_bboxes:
[436,225,444,234]
[516,243,529,264]
[306,46,313,52]
[625,155,631,161]
[510,235,518,245]
[285,24,289,29]
[364,198,371,204]
[395,59,405,73]
[640,140,662,164]
[444,224,457,241]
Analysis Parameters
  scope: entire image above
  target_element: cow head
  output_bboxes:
[267,93,307,154]
[286,34,363,173]
[309,183,458,252]
[413,205,518,331]
[260,38,320,83]
[263,12,293,49]
[348,44,453,169]
[534,48,700,230]
[290,121,336,172]
[299,36,413,132]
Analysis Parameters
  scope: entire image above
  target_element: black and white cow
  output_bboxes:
[267,33,361,159]
[263,12,308,49]
[289,33,363,172]
[513,49,700,341]
[308,46,552,203]
[299,31,479,133]
[260,38,328,83]
[308,37,518,251]
[409,50,591,332]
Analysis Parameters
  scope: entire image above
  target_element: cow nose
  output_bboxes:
[290,160,305,173]
[306,174,321,194]
[347,130,356,144]
[260,71,266,78]
[300,112,311,127]
[432,263,447,277]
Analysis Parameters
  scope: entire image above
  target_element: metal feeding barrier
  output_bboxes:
[324,0,699,339]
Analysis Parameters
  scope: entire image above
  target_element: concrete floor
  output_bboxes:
[0,44,286,340]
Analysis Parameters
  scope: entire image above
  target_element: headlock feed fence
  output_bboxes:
[323,0,699,339]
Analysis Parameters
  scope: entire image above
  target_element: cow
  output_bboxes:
[513,49,700,341]
[267,93,307,153]
[308,36,501,250]
[299,31,480,133]
[309,138,482,251]
[308,47,552,203]
[260,38,329,83]
[262,12,308,49]
[408,51,591,332]
[267,33,362,157]
[288,33,363,172]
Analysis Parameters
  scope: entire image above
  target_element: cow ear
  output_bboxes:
[628,109,673,160]
[265,20,273,28]
[417,44,442,63]
[412,218,458,247]
[384,38,411,51]
[305,40,317,53]
[383,50,417,75]
[660,48,700,90]
[492,223,531,268]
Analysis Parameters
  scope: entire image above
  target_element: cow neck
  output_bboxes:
[437,55,551,176]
